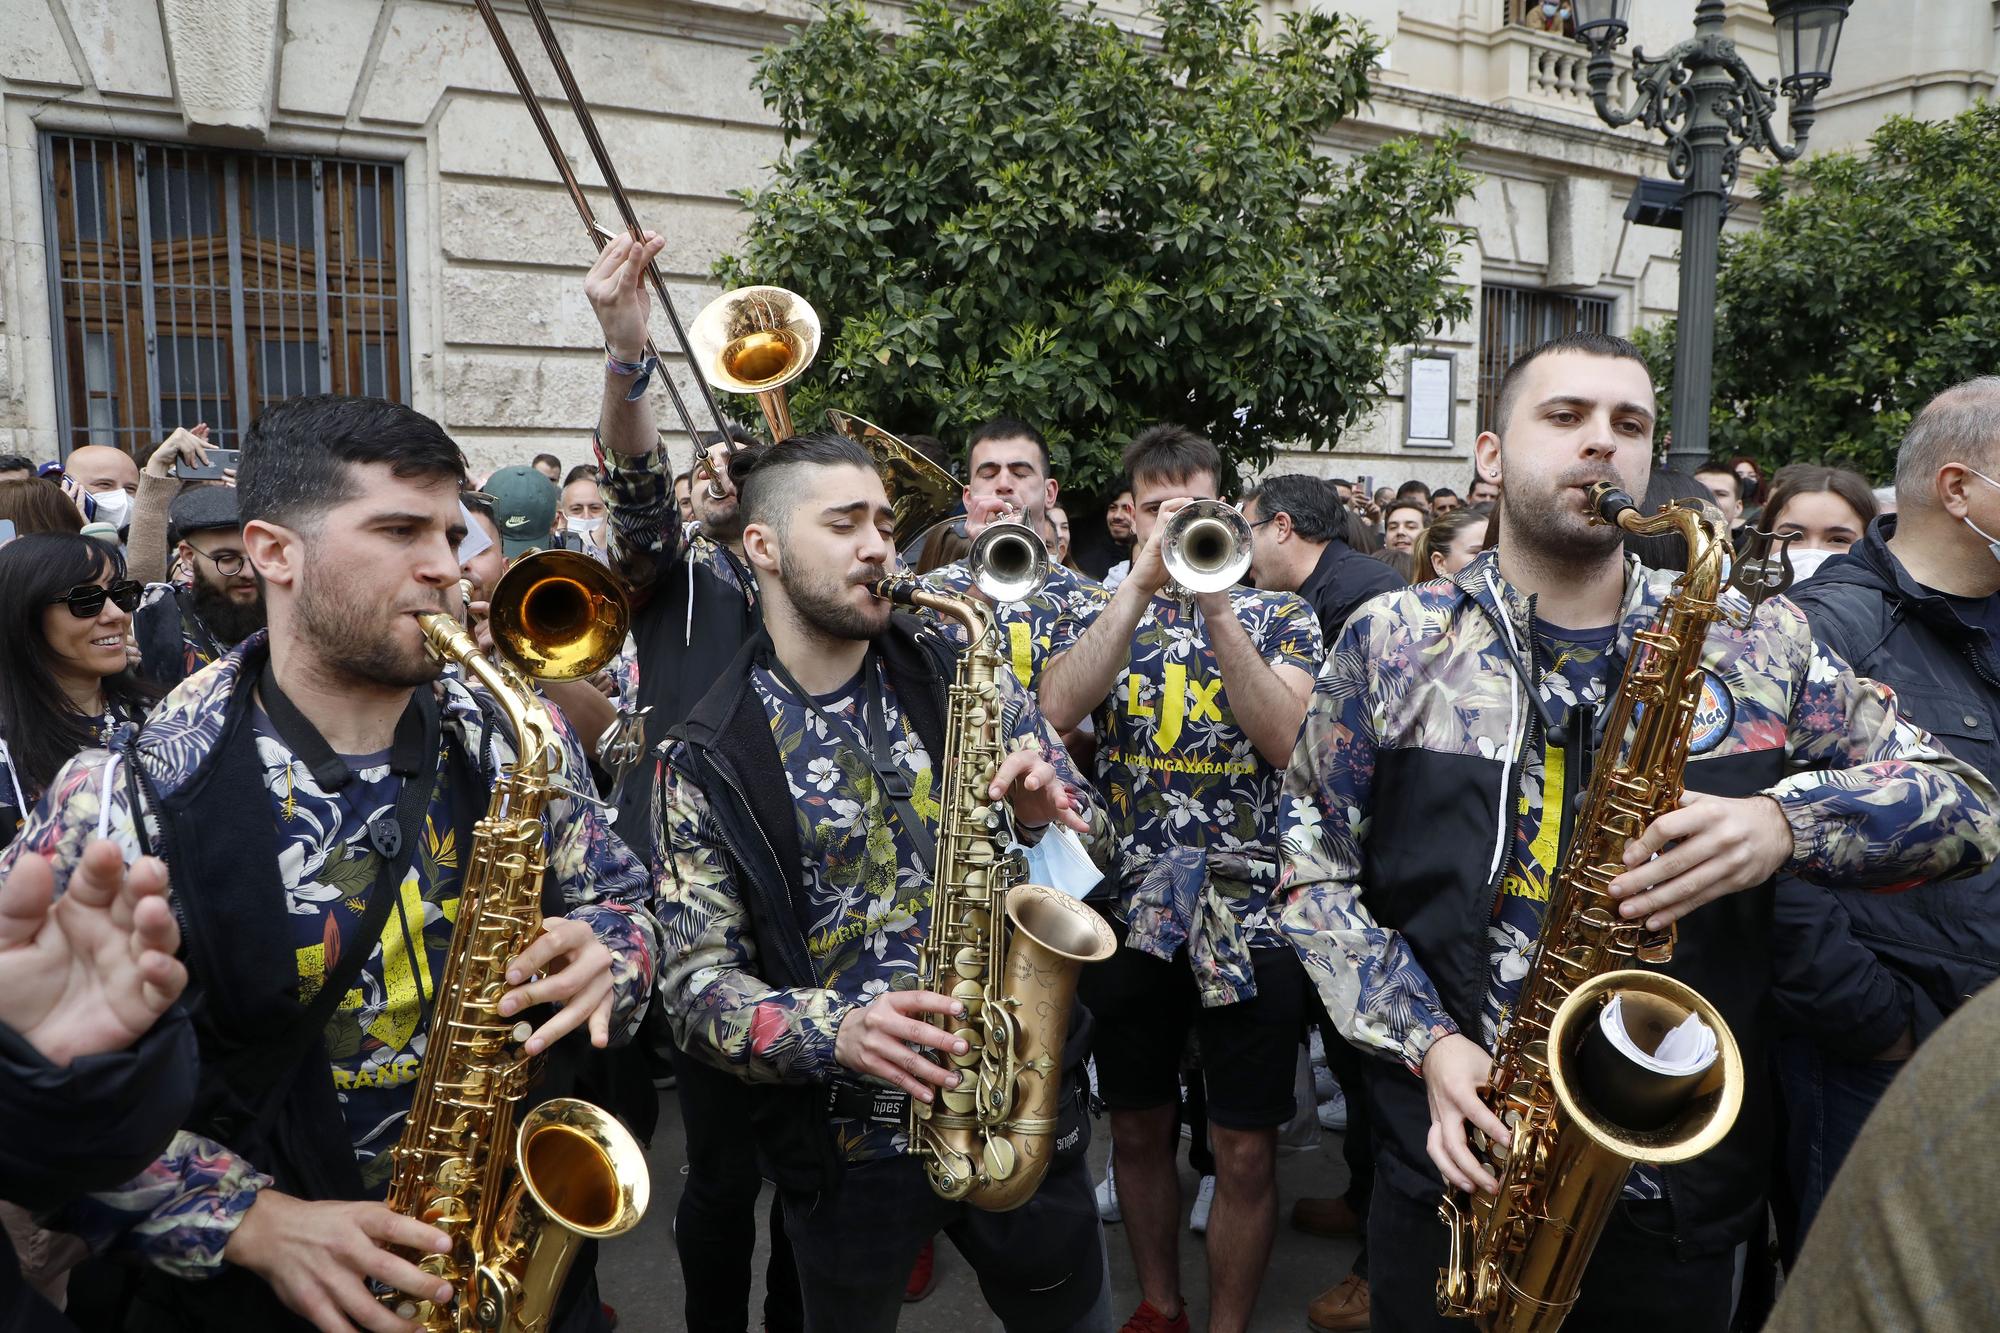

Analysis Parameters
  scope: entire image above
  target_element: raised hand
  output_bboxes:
[582,230,667,364]
[0,840,187,1067]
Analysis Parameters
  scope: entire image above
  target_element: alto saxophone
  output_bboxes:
[386,560,648,1333]
[874,520,1116,1211]
[1437,484,1746,1333]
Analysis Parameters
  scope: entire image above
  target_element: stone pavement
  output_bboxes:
[596,1088,1364,1332]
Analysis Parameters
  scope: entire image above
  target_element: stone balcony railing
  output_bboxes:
[1502,24,1636,120]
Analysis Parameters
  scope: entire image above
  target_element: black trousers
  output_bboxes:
[673,1053,803,1333]
[1367,1184,1733,1333]
[1305,991,1377,1277]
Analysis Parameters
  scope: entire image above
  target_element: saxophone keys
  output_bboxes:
[940,1086,978,1114]
[950,1028,982,1067]
[951,979,985,1011]
[981,1136,1017,1182]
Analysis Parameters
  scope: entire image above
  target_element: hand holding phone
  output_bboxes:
[172,446,240,481]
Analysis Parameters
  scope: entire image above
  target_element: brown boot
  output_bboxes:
[1290,1195,1364,1238]
[1307,1273,1371,1332]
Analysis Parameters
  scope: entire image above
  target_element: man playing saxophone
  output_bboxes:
[1277,333,1999,1333]
[652,432,1116,1332]
[0,396,661,1333]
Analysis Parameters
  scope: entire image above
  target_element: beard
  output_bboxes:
[294,570,444,689]
[190,577,267,647]
[1501,463,1629,567]
[697,493,745,546]
[778,553,890,642]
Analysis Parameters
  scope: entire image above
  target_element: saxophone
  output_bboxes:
[1437,484,1746,1333]
[874,520,1117,1211]
[385,554,649,1333]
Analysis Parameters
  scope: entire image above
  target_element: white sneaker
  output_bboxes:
[1313,1062,1339,1102]
[1317,1087,1350,1133]
[1095,1160,1121,1223]
[1189,1174,1216,1234]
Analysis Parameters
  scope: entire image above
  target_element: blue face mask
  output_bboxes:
[1966,468,2000,564]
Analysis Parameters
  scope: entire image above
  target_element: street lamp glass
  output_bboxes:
[1768,0,1850,96]
[1571,0,1632,45]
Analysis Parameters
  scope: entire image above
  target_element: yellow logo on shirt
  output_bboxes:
[1125,665,1226,751]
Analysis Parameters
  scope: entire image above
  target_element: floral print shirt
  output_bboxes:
[918,559,1109,691]
[0,638,660,1277]
[652,635,1110,1161]
[1278,552,2000,1075]
[1050,586,1322,963]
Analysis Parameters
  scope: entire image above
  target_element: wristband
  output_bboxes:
[605,345,658,402]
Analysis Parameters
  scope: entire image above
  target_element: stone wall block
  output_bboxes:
[278,0,382,117]
[438,181,745,277]
[68,0,172,97]
[440,266,718,350]
[2,0,83,85]
[160,0,281,138]
[437,95,775,202]
[1546,175,1611,290]
[361,0,767,128]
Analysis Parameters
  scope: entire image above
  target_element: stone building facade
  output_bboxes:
[0,0,1989,490]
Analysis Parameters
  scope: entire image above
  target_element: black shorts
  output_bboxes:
[1080,932,1306,1130]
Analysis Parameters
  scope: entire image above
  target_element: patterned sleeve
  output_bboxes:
[1047,581,1109,659]
[53,1131,271,1279]
[543,699,660,1044]
[651,748,857,1083]
[1278,610,1461,1073]
[1761,601,2000,887]
[597,442,680,590]
[1254,590,1325,675]
[3,760,277,1276]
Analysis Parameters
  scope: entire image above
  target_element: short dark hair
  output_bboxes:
[1242,473,1346,543]
[732,431,878,533]
[563,464,598,486]
[1383,498,1430,528]
[238,396,466,531]
[965,418,1048,478]
[1431,487,1459,502]
[0,477,85,536]
[531,452,561,471]
[1492,331,1651,436]
[1328,476,1354,489]
[1397,479,1432,500]
[1123,424,1220,493]
[0,453,34,475]
[695,421,761,450]
[1759,463,1879,553]
[673,469,693,487]
[1692,461,1739,484]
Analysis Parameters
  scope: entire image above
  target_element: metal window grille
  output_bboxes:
[1477,284,1613,432]
[40,134,409,459]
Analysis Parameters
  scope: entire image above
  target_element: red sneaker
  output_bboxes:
[1119,1299,1191,1333]
[904,1238,938,1302]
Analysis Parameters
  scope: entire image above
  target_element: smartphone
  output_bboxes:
[1357,473,1374,497]
[173,447,241,480]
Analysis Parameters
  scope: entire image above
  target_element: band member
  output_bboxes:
[919,419,1107,692]
[1040,426,1323,1333]
[582,231,804,1333]
[0,395,659,1333]
[653,432,1114,1331]
[1278,333,1998,1333]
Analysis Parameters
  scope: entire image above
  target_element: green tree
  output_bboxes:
[1643,104,2000,481]
[716,0,1473,494]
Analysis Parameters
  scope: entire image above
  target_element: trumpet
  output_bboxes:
[1160,499,1252,599]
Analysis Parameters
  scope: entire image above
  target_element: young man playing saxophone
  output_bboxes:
[0,396,658,1333]
[1278,332,1998,1333]
[653,432,1115,1332]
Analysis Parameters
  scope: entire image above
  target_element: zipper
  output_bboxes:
[701,744,824,988]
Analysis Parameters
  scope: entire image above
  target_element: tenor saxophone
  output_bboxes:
[383,574,648,1333]
[874,520,1116,1211]
[1436,484,1746,1333]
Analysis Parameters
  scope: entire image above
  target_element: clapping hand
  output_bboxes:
[0,840,186,1067]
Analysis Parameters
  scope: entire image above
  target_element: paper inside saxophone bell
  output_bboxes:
[1017,825,1103,900]
[1600,995,1718,1077]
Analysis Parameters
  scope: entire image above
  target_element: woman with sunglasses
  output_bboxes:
[0,534,159,849]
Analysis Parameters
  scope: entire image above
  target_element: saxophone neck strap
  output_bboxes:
[766,645,937,872]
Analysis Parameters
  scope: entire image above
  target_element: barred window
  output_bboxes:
[1477,283,1613,433]
[41,134,408,458]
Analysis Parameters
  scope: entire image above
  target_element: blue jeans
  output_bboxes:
[1775,1036,1904,1262]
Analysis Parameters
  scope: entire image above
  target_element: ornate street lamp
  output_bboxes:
[1575,0,1850,473]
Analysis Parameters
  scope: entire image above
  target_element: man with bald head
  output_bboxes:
[64,444,140,532]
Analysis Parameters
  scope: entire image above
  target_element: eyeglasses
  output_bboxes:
[1248,515,1277,531]
[188,546,248,577]
[48,579,143,618]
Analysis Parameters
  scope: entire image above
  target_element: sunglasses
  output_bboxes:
[48,578,143,618]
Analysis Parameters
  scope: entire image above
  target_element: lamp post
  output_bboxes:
[1574,0,1850,474]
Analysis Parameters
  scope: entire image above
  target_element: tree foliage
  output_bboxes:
[1644,104,2000,481]
[717,0,1473,494]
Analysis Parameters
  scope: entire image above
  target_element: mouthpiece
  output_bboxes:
[1588,482,1638,526]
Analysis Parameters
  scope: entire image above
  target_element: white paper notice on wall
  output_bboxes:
[1407,353,1454,443]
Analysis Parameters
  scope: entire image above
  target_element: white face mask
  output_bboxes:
[88,487,133,528]
[1964,468,2000,565]
[566,515,605,540]
[1784,547,1840,583]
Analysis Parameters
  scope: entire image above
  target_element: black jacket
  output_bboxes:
[1773,518,2000,1057]
[0,1012,196,1333]
[1294,536,1406,645]
[663,613,957,1192]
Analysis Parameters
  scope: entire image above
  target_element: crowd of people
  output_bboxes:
[0,234,1996,1333]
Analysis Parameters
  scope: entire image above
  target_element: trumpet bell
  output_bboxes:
[689,286,821,396]
[969,518,1048,604]
[1161,499,1252,596]
[825,409,964,551]
[489,549,629,682]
